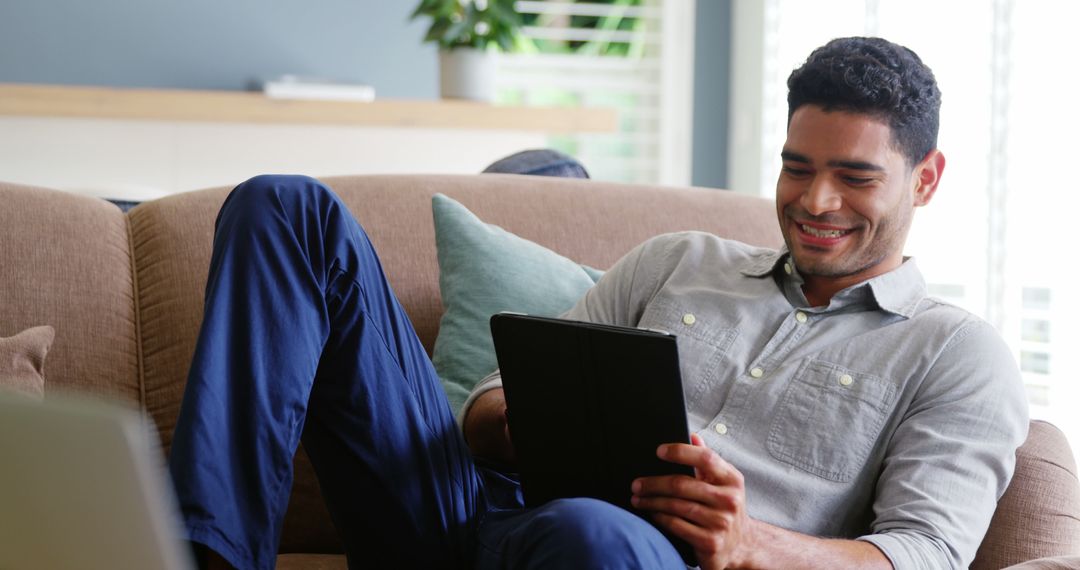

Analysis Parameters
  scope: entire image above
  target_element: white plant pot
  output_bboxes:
[439,48,496,103]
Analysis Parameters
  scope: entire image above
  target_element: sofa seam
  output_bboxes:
[125,210,148,413]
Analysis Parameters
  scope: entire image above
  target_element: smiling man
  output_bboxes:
[467,37,1027,568]
[172,37,1028,570]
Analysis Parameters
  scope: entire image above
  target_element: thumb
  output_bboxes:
[690,432,706,447]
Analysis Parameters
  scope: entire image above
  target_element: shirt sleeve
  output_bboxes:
[857,318,1029,569]
[456,236,666,425]
[559,234,665,326]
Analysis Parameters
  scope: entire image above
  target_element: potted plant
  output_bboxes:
[411,0,522,102]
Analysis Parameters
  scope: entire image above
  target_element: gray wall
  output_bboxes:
[691,0,731,189]
[0,0,437,98]
[0,0,730,183]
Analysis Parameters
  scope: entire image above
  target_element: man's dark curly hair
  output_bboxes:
[787,37,941,166]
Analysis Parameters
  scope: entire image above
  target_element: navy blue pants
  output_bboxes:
[168,175,684,570]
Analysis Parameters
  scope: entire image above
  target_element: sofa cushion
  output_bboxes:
[430,193,602,414]
[0,326,55,399]
[0,182,138,403]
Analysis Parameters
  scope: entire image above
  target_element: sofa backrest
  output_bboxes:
[0,182,140,401]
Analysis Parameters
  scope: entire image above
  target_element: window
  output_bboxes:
[1021,319,1050,343]
[495,0,696,185]
[731,0,1080,456]
[1022,287,1051,311]
[1021,351,1051,375]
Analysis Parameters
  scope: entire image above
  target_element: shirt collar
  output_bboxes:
[740,248,788,278]
[860,257,927,318]
[739,248,927,318]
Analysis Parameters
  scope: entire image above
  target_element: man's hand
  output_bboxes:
[462,388,515,466]
[631,433,752,570]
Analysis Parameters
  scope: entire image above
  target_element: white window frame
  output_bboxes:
[727,0,773,196]
[658,0,696,186]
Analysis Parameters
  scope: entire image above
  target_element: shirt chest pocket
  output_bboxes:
[766,359,897,483]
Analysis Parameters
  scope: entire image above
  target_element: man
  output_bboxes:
[171,37,1028,570]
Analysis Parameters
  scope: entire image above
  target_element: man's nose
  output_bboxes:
[801,176,843,216]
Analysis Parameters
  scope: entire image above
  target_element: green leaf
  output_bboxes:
[424,19,452,44]
[443,18,472,45]
[495,29,514,52]
[409,0,442,20]
[488,2,521,27]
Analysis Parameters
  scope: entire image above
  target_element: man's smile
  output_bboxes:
[787,215,860,248]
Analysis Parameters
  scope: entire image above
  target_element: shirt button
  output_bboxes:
[795,311,808,323]
[750,367,764,379]
[714,423,729,435]
[682,313,696,326]
[839,374,854,386]
[784,262,793,275]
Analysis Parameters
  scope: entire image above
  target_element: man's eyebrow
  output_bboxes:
[827,159,885,172]
[780,151,886,172]
[780,150,810,163]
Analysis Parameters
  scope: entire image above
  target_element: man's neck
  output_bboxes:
[799,260,903,307]
[801,279,841,308]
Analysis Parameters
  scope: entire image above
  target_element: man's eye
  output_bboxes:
[843,176,874,186]
[782,166,810,177]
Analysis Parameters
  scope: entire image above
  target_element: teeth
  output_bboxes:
[801,224,846,238]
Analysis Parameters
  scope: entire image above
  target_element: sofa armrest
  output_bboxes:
[1003,555,1080,570]
[971,420,1080,569]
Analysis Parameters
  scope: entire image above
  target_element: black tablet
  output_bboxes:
[489,312,697,565]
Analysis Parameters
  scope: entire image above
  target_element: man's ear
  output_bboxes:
[913,149,945,207]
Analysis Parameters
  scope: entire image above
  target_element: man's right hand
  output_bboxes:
[462,388,516,466]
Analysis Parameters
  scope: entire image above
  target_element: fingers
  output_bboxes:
[656,441,744,487]
[651,512,737,560]
[632,472,741,510]
[631,486,743,526]
[635,436,748,569]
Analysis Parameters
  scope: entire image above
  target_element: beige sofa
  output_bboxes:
[2,174,1078,569]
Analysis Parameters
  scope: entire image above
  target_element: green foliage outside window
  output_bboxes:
[411,0,648,55]
[516,0,647,57]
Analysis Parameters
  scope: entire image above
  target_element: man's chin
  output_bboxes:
[791,251,888,281]
[789,247,855,278]
[790,251,843,277]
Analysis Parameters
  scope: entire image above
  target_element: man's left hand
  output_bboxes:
[631,433,752,570]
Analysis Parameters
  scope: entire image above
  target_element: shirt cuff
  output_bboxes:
[857,531,956,570]
[456,370,504,428]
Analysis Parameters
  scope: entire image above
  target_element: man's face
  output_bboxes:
[776,105,933,285]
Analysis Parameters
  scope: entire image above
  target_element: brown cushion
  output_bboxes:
[972,421,1080,569]
[0,326,55,399]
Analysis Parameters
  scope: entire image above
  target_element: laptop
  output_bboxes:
[0,391,194,570]
[489,312,697,565]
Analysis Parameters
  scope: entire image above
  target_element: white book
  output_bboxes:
[260,75,376,102]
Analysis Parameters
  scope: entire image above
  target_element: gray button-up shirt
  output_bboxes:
[465,232,1029,569]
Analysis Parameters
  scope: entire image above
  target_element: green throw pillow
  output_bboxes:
[431,193,603,415]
